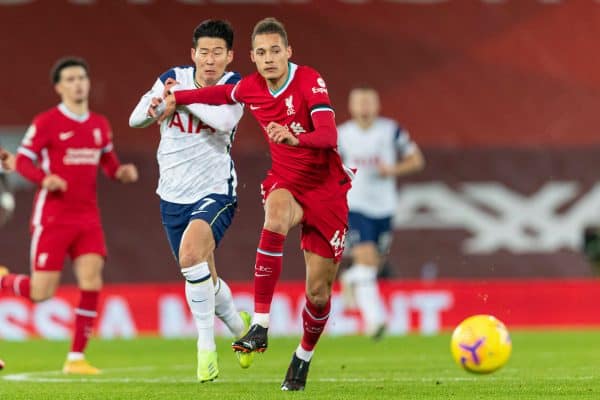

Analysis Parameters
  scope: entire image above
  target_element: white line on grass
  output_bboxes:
[1,365,596,384]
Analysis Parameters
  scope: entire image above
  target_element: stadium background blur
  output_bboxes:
[1,0,600,340]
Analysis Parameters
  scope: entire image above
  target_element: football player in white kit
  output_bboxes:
[129,20,252,381]
[337,87,425,339]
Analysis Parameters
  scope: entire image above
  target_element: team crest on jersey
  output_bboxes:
[285,95,296,116]
[93,128,102,146]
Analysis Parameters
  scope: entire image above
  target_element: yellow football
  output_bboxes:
[450,314,512,374]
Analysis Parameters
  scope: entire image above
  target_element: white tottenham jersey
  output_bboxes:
[129,66,243,204]
[337,117,416,218]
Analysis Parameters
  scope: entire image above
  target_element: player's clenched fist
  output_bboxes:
[42,174,68,192]
[0,147,15,172]
[266,122,299,146]
[157,94,177,124]
[115,164,138,184]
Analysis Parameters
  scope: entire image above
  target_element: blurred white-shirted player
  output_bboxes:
[337,87,425,338]
[128,19,252,382]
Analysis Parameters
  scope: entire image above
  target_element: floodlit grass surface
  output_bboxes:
[1,331,599,399]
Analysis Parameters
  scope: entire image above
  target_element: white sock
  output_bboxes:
[214,278,244,337]
[353,264,386,332]
[182,262,215,351]
[67,352,84,362]
[252,312,270,328]
[295,344,314,362]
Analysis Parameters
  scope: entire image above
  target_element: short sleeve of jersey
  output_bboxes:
[230,75,251,104]
[395,124,416,157]
[300,67,334,115]
[19,115,49,160]
[99,115,114,154]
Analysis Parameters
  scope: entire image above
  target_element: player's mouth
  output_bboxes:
[264,67,277,73]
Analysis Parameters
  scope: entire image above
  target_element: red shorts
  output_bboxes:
[261,173,350,263]
[29,223,107,271]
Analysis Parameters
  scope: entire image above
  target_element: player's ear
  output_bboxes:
[54,83,62,97]
[287,46,292,59]
[226,49,234,64]
[250,49,256,63]
[190,48,196,63]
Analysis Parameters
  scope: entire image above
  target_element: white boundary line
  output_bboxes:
[1,365,596,384]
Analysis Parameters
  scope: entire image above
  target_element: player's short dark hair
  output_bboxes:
[51,57,89,84]
[193,19,234,49]
[252,17,288,47]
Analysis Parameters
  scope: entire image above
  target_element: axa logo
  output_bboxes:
[394,181,600,254]
[285,95,295,116]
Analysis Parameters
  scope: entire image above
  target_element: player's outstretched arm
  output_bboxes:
[157,84,237,124]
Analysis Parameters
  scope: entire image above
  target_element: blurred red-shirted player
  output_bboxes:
[158,18,353,391]
[0,57,138,375]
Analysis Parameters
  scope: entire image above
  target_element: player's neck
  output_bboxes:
[356,118,375,130]
[266,64,290,93]
[61,100,89,117]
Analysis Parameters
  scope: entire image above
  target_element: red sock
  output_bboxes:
[0,274,30,299]
[301,296,331,351]
[254,229,285,313]
[71,290,99,354]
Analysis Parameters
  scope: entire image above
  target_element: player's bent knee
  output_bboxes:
[306,288,331,308]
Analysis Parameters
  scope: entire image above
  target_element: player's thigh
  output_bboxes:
[30,224,74,272]
[347,211,380,266]
[304,251,339,307]
[178,194,237,268]
[73,253,104,291]
[160,200,189,264]
[179,219,215,268]
[30,270,61,302]
[264,189,303,234]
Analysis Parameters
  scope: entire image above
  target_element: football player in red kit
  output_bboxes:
[157,18,352,391]
[0,58,138,374]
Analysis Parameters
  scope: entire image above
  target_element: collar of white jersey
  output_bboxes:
[268,62,298,98]
[194,70,235,88]
[58,103,90,123]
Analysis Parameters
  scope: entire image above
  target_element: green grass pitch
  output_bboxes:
[1,331,598,399]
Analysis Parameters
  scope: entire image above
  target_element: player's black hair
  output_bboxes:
[252,17,288,47]
[193,19,234,49]
[50,57,89,84]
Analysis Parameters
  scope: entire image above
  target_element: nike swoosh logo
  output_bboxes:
[250,105,260,110]
[59,131,74,141]
[191,299,207,303]
[190,210,208,215]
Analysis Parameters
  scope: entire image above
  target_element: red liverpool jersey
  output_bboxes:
[16,104,119,227]
[231,63,349,190]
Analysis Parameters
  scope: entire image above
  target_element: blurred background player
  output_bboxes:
[0,146,15,227]
[337,86,424,339]
[129,20,252,382]
[0,57,138,374]
[158,17,353,391]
